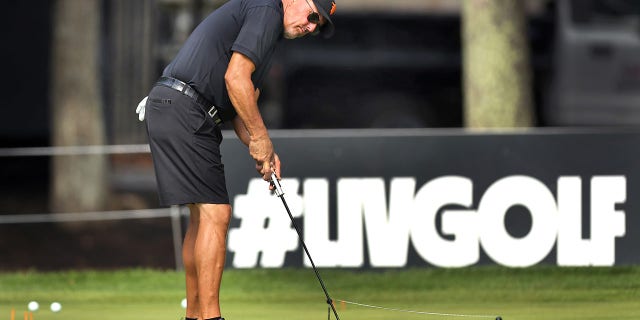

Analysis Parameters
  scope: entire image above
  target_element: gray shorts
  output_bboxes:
[145,85,229,206]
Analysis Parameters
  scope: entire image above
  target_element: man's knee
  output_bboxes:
[198,204,232,225]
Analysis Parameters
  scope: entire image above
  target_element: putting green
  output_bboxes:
[0,267,638,320]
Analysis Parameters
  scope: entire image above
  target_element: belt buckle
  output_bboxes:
[208,106,221,124]
[179,83,189,95]
[208,106,217,117]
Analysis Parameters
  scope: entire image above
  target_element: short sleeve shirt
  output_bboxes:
[162,0,284,120]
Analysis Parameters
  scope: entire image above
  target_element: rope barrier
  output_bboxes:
[0,207,188,271]
[0,144,150,157]
[0,208,175,224]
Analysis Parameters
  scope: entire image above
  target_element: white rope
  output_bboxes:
[0,144,150,157]
[0,208,175,224]
[337,299,498,319]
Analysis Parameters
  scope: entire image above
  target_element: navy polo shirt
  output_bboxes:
[162,0,284,120]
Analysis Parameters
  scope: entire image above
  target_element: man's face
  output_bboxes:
[283,0,326,39]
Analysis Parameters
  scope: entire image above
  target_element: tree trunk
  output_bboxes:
[50,0,108,212]
[461,0,535,128]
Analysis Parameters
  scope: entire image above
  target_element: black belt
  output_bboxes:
[155,76,223,125]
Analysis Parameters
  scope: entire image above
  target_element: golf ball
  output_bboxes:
[181,298,187,309]
[28,301,39,311]
[50,302,62,312]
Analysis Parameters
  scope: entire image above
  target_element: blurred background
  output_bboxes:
[1,0,639,270]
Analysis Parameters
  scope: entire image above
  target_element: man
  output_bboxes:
[136,0,336,319]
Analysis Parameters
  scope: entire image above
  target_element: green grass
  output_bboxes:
[1,267,639,320]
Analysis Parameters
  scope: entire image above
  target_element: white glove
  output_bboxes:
[136,96,148,121]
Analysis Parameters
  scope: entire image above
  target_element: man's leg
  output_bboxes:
[184,206,202,319]
[193,203,232,319]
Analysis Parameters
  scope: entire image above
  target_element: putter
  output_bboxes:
[270,172,341,320]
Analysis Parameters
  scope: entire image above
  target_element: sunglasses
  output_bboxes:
[304,0,321,24]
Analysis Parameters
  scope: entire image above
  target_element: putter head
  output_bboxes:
[270,172,284,197]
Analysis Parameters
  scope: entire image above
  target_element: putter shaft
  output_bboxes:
[270,173,341,320]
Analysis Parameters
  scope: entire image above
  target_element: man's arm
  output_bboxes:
[231,87,258,147]
[232,97,282,187]
[225,52,279,180]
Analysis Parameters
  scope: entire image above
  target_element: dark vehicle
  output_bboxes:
[544,0,640,126]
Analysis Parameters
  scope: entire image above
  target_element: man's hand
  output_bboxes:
[249,135,277,181]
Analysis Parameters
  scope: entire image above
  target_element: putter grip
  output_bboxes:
[270,172,284,196]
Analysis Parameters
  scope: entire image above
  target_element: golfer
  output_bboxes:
[137,0,336,319]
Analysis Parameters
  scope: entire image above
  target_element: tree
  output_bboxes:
[461,0,535,128]
[50,0,108,212]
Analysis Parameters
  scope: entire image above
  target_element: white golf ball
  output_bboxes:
[181,298,187,309]
[28,301,39,311]
[50,302,62,312]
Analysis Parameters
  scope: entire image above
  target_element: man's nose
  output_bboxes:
[307,23,318,33]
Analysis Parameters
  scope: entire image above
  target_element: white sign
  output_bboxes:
[227,176,626,268]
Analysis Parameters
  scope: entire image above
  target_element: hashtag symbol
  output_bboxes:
[228,178,303,268]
